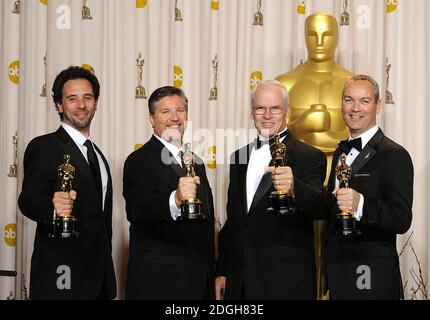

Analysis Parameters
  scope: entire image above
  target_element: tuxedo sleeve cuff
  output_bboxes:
[355,193,365,221]
[169,191,181,220]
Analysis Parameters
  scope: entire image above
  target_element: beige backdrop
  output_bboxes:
[0,0,428,300]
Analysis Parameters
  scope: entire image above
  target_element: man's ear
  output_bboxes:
[376,99,382,115]
[286,105,291,123]
[148,113,155,128]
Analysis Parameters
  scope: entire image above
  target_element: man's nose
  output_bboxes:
[171,111,179,121]
[351,101,361,111]
[263,109,273,118]
[77,98,86,109]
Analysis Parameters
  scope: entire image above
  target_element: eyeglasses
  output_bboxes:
[253,105,284,115]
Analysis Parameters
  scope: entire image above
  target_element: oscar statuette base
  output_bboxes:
[178,199,208,223]
[266,191,296,215]
[49,216,79,239]
[335,214,361,236]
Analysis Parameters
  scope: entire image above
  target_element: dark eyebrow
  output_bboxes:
[65,93,94,99]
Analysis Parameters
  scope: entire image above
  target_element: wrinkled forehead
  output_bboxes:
[306,15,338,35]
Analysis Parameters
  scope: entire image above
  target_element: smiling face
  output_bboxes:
[57,79,98,137]
[251,85,289,138]
[342,80,382,138]
[149,94,188,146]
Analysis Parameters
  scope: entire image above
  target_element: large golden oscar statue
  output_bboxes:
[276,12,352,299]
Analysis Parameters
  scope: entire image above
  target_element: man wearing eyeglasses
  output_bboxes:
[215,80,327,299]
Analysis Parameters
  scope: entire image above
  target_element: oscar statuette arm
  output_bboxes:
[288,104,331,138]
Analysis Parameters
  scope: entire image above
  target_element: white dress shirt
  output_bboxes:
[246,129,287,212]
[61,122,108,210]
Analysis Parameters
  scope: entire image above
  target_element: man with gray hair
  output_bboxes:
[324,75,413,299]
[215,80,327,299]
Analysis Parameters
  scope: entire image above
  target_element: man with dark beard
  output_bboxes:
[19,66,117,299]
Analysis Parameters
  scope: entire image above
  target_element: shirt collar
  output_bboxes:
[257,127,288,142]
[153,134,183,158]
[61,122,91,146]
[350,125,379,149]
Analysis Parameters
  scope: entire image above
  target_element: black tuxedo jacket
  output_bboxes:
[123,135,215,300]
[18,126,117,299]
[217,132,327,299]
[325,129,413,300]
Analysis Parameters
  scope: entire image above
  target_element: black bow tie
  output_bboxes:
[256,130,288,150]
[339,138,362,154]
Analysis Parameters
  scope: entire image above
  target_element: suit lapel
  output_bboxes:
[351,129,383,174]
[170,162,184,178]
[194,162,212,219]
[238,144,252,214]
[55,127,102,209]
[248,172,271,214]
[94,143,111,213]
[148,135,185,178]
[330,148,343,191]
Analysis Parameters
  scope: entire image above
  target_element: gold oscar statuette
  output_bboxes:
[266,134,296,215]
[340,0,350,26]
[7,132,18,178]
[175,0,183,21]
[12,0,20,14]
[253,0,263,26]
[177,143,207,222]
[49,155,79,238]
[385,58,394,104]
[135,53,147,100]
[40,55,47,97]
[209,55,218,101]
[334,155,360,236]
[82,0,93,20]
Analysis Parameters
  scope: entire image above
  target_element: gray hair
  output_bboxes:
[250,80,289,110]
[342,74,380,102]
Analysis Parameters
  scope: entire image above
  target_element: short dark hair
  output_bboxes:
[148,86,188,115]
[343,74,380,102]
[52,66,100,121]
